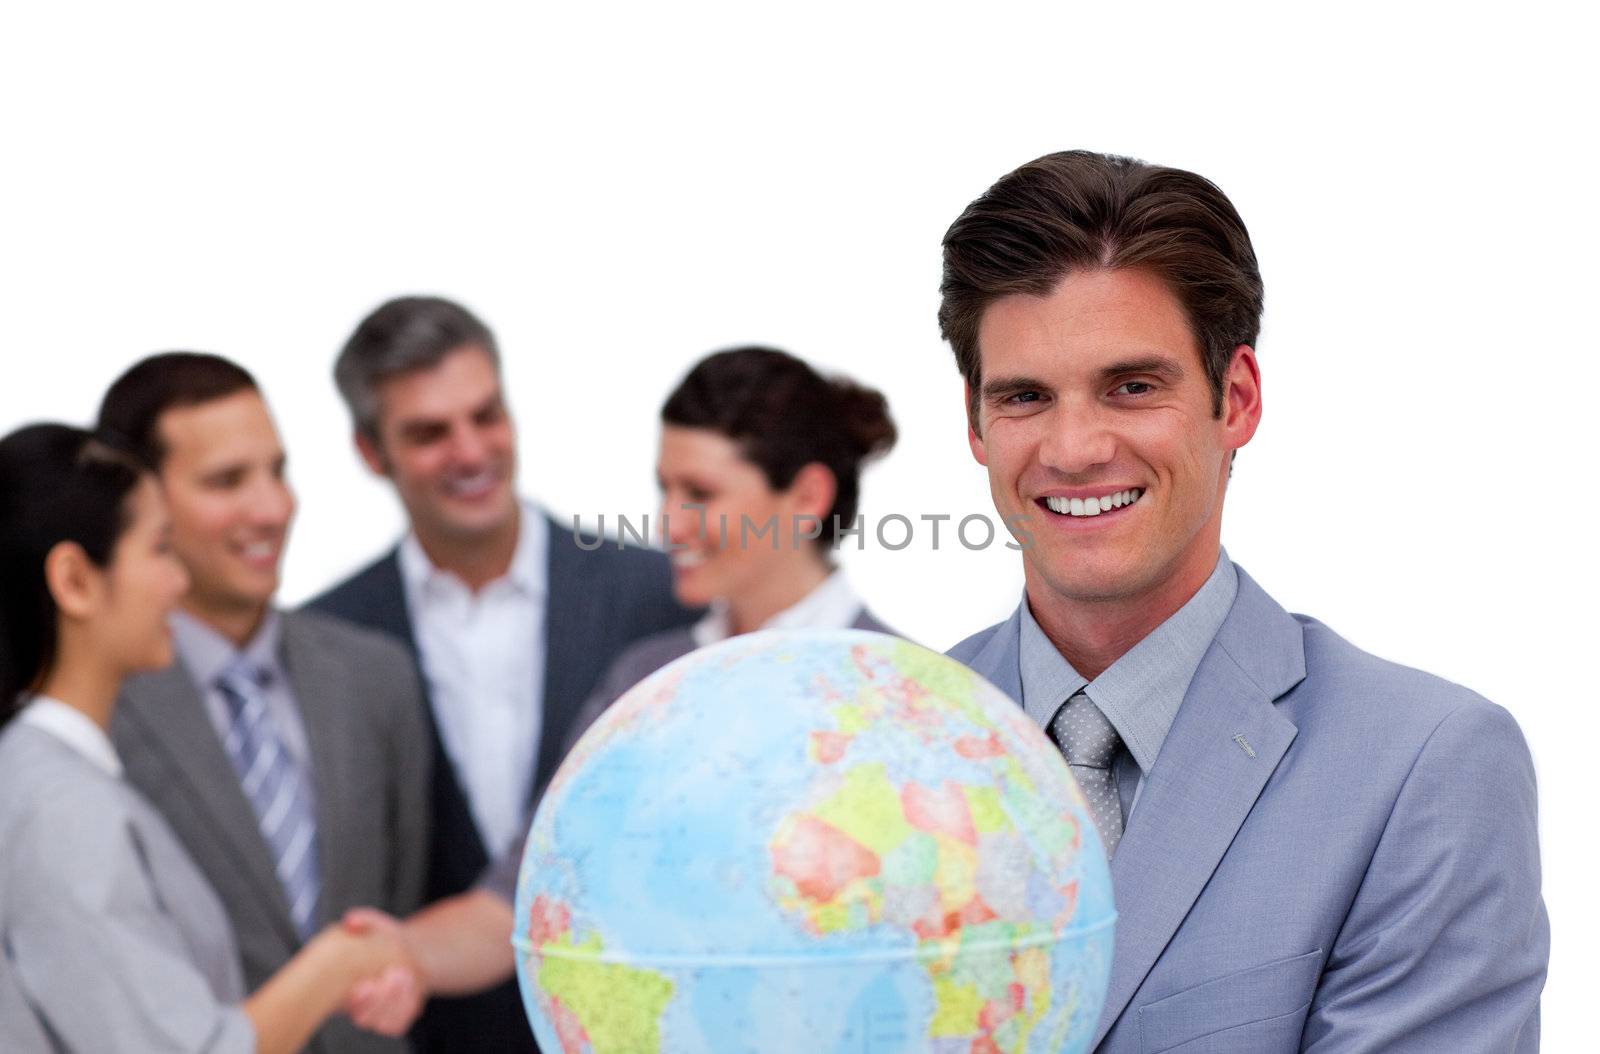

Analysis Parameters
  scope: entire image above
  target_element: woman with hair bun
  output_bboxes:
[0,423,415,1053]
[542,345,899,797]
[647,344,898,643]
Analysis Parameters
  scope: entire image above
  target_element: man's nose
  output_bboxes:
[448,423,491,466]
[248,476,296,529]
[1037,402,1117,476]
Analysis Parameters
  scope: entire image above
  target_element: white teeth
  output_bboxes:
[672,552,706,568]
[1044,489,1143,517]
[445,471,496,497]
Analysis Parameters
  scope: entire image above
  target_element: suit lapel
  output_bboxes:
[365,550,422,656]
[278,612,354,928]
[534,515,598,792]
[1091,568,1306,1046]
[965,605,1026,704]
[120,663,298,939]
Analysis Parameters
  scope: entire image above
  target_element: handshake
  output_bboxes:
[327,908,428,1037]
[326,888,519,1038]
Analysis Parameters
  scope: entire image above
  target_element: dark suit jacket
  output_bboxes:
[307,512,698,1054]
[112,608,433,1054]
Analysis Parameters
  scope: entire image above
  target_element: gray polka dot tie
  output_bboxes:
[1049,689,1124,859]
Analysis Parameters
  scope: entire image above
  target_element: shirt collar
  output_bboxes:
[170,607,283,689]
[19,695,123,778]
[691,569,864,647]
[398,501,548,600]
[1018,549,1239,774]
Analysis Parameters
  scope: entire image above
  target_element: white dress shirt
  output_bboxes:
[689,568,865,647]
[19,696,122,777]
[399,504,549,857]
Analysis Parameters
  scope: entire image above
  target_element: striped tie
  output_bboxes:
[216,659,322,941]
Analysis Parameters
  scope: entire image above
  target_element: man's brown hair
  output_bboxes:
[938,150,1263,429]
[96,352,260,471]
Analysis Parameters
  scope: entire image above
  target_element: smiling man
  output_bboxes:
[96,353,432,1054]
[942,152,1548,1051]
[309,296,696,1053]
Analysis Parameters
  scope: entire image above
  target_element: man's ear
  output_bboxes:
[965,382,988,466]
[355,430,389,478]
[1221,345,1263,453]
[43,541,102,620]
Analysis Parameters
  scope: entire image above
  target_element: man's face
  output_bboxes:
[968,267,1260,611]
[358,344,518,545]
[156,389,295,622]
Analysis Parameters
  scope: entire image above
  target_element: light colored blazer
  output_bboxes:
[0,722,253,1053]
[949,565,1548,1053]
[112,608,433,1054]
[0,955,50,1053]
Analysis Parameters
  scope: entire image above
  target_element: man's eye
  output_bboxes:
[1007,391,1041,404]
[1114,381,1154,396]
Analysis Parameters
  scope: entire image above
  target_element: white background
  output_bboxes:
[3,1,1593,1042]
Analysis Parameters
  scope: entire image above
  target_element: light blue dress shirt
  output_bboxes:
[1018,550,1238,819]
[171,607,312,766]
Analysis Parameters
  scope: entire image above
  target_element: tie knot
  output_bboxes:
[1049,690,1122,769]
[217,658,270,708]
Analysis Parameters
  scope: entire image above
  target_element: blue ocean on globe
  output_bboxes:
[513,629,1114,1053]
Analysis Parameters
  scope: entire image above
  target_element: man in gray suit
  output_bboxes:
[938,151,1548,1051]
[98,353,432,1054]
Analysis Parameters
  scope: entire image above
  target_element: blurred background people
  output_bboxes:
[0,423,413,1053]
[566,344,901,719]
[96,354,432,1054]
[309,295,697,1053]
[340,345,900,1034]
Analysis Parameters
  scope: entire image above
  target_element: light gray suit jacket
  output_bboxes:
[949,566,1548,1053]
[112,609,433,1054]
[0,956,49,1053]
[0,723,253,1053]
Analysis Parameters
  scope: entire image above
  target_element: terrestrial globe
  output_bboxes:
[513,629,1115,1053]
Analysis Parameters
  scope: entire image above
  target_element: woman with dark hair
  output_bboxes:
[481,345,901,887]
[649,345,899,641]
[0,423,414,1054]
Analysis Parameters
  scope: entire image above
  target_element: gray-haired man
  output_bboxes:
[309,296,697,1054]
